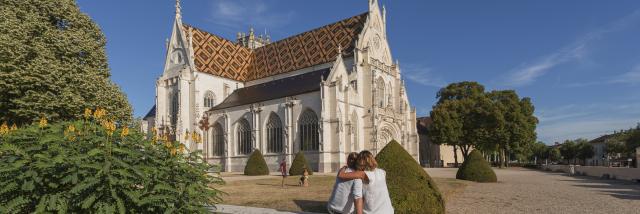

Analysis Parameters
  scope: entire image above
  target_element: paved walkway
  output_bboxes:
[427,168,640,214]
[209,204,323,214]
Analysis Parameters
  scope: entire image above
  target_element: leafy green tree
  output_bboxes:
[559,140,578,164]
[549,147,561,162]
[0,114,224,213]
[530,141,548,164]
[0,0,132,125]
[487,90,538,168]
[430,81,492,165]
[576,139,594,165]
[605,140,626,156]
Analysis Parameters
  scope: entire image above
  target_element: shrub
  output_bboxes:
[0,111,224,213]
[376,141,445,214]
[456,150,497,183]
[244,150,269,176]
[289,152,313,176]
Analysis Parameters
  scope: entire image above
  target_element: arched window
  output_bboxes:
[375,77,385,108]
[266,113,283,153]
[211,122,224,156]
[237,119,252,155]
[170,92,179,126]
[204,91,216,108]
[299,109,319,151]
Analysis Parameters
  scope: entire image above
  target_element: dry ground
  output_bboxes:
[216,174,467,213]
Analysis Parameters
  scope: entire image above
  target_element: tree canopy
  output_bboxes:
[0,0,132,125]
[428,81,538,167]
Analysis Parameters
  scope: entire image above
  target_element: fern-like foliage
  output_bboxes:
[0,118,225,213]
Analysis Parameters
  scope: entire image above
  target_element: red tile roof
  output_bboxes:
[183,12,368,82]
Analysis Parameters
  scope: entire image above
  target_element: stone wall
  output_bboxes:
[542,165,640,181]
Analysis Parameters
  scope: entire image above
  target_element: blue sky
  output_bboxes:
[76,0,640,144]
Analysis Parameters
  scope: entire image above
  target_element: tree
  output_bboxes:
[548,147,561,162]
[429,81,490,165]
[376,141,445,214]
[0,0,132,125]
[289,152,313,176]
[576,139,594,165]
[487,90,538,168]
[456,150,497,183]
[605,140,626,157]
[559,140,578,164]
[530,141,548,164]
[244,150,270,176]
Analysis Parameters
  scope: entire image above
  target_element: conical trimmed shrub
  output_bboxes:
[456,150,497,182]
[289,151,313,176]
[376,141,445,214]
[244,150,270,176]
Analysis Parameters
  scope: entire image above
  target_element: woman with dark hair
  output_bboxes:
[338,151,394,214]
[327,152,363,214]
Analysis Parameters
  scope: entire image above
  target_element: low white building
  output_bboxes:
[143,0,419,172]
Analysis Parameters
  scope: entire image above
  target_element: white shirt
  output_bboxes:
[327,168,363,214]
[363,168,394,214]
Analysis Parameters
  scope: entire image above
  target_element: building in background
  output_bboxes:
[417,117,462,167]
[142,0,419,172]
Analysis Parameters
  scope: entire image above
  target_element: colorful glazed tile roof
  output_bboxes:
[183,12,368,82]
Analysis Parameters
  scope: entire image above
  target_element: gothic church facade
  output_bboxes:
[143,0,419,172]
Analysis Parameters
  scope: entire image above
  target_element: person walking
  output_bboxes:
[279,158,287,188]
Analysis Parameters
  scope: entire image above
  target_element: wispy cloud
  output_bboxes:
[566,64,640,87]
[536,102,640,143]
[505,9,640,87]
[402,63,447,88]
[208,0,295,31]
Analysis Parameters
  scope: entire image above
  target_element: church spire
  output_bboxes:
[175,0,182,19]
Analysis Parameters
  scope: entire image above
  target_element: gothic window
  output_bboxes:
[211,122,224,156]
[266,113,284,153]
[204,91,216,108]
[236,119,252,155]
[375,77,385,108]
[223,84,230,98]
[170,92,179,126]
[299,109,319,151]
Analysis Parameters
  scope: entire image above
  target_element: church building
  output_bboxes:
[143,0,419,172]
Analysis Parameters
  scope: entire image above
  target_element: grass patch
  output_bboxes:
[216,175,467,213]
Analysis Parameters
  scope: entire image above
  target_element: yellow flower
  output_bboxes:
[38,116,48,128]
[178,144,185,153]
[170,147,177,156]
[93,108,106,120]
[102,120,116,136]
[184,131,190,141]
[0,122,8,136]
[164,140,172,149]
[121,127,129,137]
[84,108,92,119]
[10,124,17,131]
[67,125,76,132]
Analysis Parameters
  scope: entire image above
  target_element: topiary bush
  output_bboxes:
[456,150,497,183]
[289,151,313,176]
[244,150,269,176]
[376,141,445,214]
[0,109,224,213]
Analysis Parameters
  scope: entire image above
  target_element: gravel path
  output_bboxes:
[427,167,640,214]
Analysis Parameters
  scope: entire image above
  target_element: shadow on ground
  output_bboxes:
[556,173,640,200]
[293,200,328,213]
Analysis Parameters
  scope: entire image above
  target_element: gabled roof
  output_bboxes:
[210,68,331,111]
[184,12,368,82]
[143,105,156,120]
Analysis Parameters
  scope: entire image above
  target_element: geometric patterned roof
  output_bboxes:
[184,12,368,82]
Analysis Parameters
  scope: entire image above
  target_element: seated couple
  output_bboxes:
[327,151,394,214]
